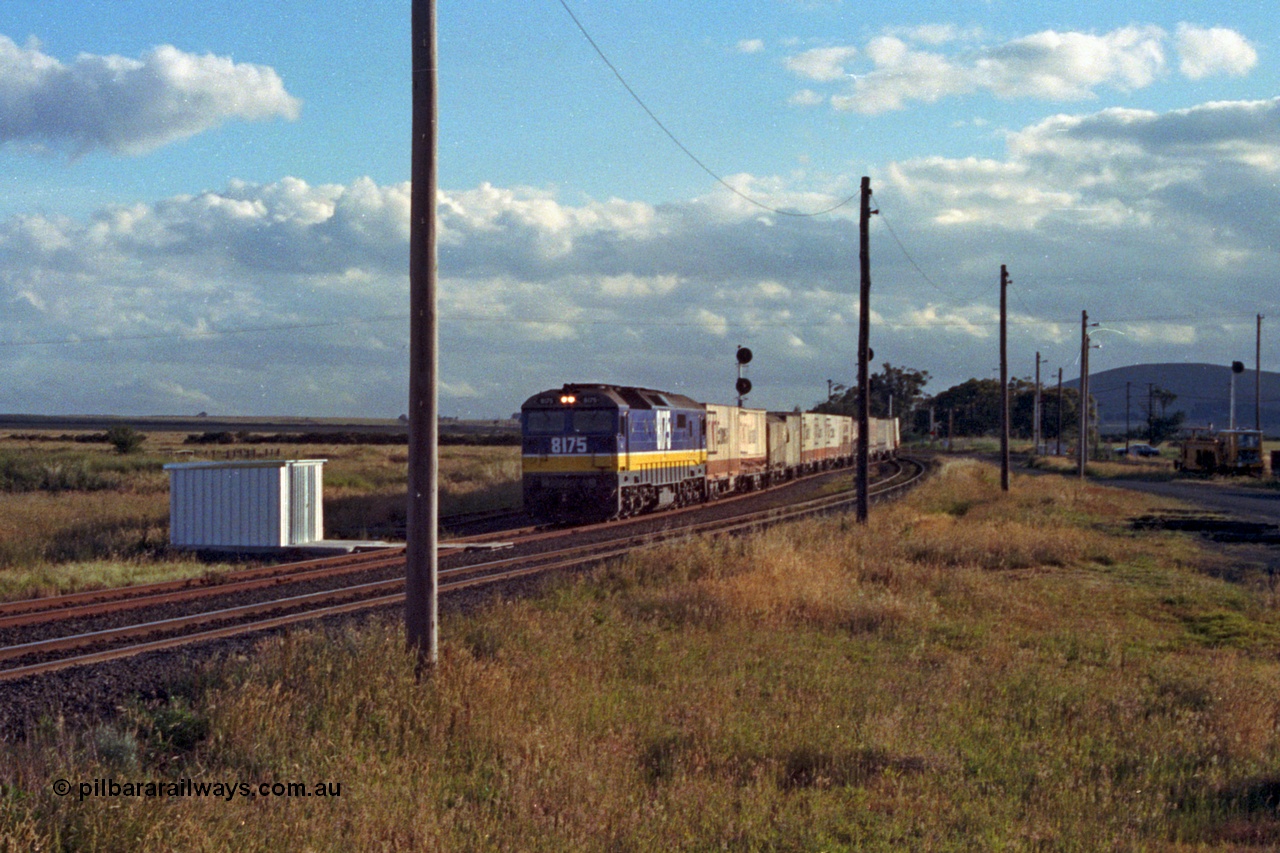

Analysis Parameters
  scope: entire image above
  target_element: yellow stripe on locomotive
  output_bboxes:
[522,448,708,475]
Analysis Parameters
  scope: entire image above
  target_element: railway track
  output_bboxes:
[0,457,926,683]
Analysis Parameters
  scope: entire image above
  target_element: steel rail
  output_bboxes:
[0,547,405,620]
[0,454,886,623]
[0,457,926,682]
[0,554,410,630]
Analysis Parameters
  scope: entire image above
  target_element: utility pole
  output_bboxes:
[948,408,954,452]
[1259,314,1265,433]
[1079,310,1088,478]
[1033,352,1041,456]
[856,176,872,524]
[1152,381,1162,440]
[1056,367,1063,456]
[1000,264,1009,491]
[406,0,439,670]
[1125,381,1131,453]
[1231,361,1243,430]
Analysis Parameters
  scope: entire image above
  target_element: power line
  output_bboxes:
[555,0,858,218]
[875,208,966,298]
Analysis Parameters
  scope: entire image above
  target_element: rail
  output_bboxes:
[0,457,926,682]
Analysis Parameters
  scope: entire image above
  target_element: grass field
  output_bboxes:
[0,431,519,601]
[4,459,1280,849]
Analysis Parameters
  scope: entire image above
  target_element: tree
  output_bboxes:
[815,363,931,429]
[106,425,146,455]
[917,378,1084,440]
[1142,386,1184,445]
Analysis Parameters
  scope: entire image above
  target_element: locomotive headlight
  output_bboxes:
[560,395,577,404]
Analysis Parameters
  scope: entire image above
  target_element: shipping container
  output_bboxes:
[165,459,326,549]
[766,412,801,480]
[705,404,767,494]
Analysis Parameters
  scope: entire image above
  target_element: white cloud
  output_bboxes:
[1175,24,1258,79]
[597,274,680,298]
[788,89,824,107]
[694,308,729,337]
[785,46,859,82]
[834,37,969,113]
[980,26,1167,99]
[791,23,1256,114]
[736,39,765,54]
[1122,323,1198,345]
[899,304,995,339]
[2,88,1278,416]
[0,35,300,156]
[891,24,968,46]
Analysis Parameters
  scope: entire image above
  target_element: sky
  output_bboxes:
[0,0,1276,418]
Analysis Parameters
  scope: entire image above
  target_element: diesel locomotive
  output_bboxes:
[521,383,899,522]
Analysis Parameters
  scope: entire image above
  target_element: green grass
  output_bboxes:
[5,459,1280,849]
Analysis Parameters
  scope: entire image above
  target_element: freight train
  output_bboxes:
[520,383,899,522]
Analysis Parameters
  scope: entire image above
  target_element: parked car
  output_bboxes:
[1116,443,1161,457]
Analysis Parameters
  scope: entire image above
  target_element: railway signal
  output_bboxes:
[1231,360,1245,429]
[736,346,753,406]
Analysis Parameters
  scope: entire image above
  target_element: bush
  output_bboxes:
[106,426,146,455]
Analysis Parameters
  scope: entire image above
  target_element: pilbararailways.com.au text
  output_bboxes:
[54,778,342,802]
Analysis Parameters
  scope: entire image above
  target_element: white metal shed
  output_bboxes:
[164,459,326,549]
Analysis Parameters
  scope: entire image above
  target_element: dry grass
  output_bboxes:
[5,458,1280,849]
[0,434,520,601]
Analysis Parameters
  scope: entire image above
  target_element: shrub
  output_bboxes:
[106,426,146,455]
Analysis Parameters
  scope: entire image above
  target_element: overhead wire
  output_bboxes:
[554,0,858,218]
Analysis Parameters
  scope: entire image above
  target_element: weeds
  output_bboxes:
[5,459,1279,847]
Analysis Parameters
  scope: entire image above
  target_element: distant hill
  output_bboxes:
[1065,363,1280,435]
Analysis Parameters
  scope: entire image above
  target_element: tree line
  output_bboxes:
[814,363,1185,444]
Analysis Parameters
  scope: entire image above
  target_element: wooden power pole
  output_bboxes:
[856,176,872,524]
[406,0,439,669]
[1033,352,1041,456]
[1079,310,1088,479]
[1125,382,1131,452]
[1259,314,1265,433]
[1056,367,1063,456]
[999,264,1009,492]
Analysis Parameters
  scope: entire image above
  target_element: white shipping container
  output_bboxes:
[165,459,326,549]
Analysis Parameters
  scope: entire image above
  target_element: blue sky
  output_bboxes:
[0,1,1276,416]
